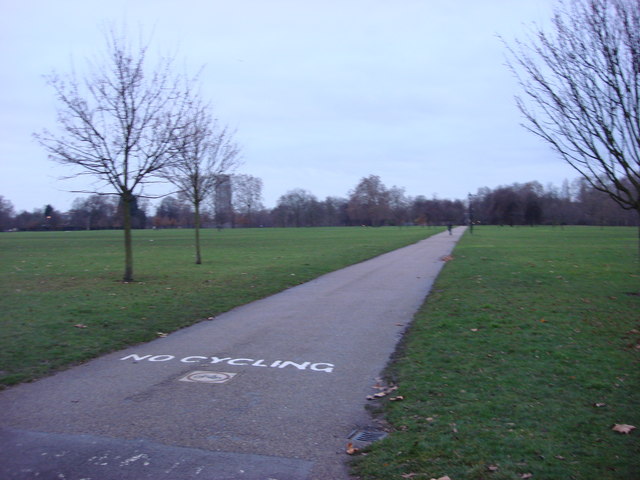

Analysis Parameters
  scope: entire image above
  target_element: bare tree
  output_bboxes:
[162,99,240,263]
[69,194,118,230]
[273,189,319,227]
[388,186,410,226]
[0,196,15,231]
[35,28,194,281]
[347,175,391,226]
[505,0,640,252]
[232,174,264,227]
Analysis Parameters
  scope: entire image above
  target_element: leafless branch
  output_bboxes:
[503,0,639,215]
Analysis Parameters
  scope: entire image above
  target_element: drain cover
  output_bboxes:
[348,429,388,443]
[179,371,237,384]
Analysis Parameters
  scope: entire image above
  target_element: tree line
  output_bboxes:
[1,174,635,233]
[8,0,640,280]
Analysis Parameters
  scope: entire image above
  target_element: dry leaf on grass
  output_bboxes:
[366,385,399,400]
[73,324,87,328]
[612,424,636,434]
[520,474,533,479]
[441,255,454,262]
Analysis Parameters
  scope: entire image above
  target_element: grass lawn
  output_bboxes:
[0,226,441,387]
[351,226,639,480]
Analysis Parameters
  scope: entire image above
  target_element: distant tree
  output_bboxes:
[410,195,430,226]
[14,210,43,231]
[273,189,319,227]
[162,97,240,263]
[35,28,195,281]
[319,196,349,226]
[69,195,119,230]
[521,181,544,226]
[388,186,410,226]
[347,175,390,226]
[488,187,521,226]
[232,174,263,227]
[410,196,465,226]
[43,204,63,230]
[0,196,15,231]
[506,0,640,253]
[153,196,193,228]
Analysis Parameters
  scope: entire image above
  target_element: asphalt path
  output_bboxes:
[0,227,466,480]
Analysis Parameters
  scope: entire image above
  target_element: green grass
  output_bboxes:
[351,226,640,480]
[0,226,441,387]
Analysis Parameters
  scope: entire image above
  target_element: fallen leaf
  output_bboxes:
[73,324,87,328]
[346,442,360,455]
[401,474,418,479]
[367,385,399,400]
[390,396,405,401]
[470,328,479,332]
[441,255,454,262]
[594,402,606,408]
[612,424,636,434]
[487,465,499,472]
[554,455,565,460]
[520,474,533,479]
[429,477,452,480]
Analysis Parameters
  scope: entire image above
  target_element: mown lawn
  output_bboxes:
[0,226,441,387]
[351,226,639,480]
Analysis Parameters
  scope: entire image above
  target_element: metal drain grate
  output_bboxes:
[348,429,388,443]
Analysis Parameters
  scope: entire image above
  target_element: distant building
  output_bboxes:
[214,174,233,228]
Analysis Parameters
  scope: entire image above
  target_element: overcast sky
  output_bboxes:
[0,0,579,212]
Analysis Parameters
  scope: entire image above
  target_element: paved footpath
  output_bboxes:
[0,227,465,480]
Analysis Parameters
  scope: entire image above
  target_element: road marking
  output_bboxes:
[179,371,237,384]
[120,354,335,373]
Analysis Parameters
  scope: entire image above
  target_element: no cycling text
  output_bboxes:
[120,354,335,373]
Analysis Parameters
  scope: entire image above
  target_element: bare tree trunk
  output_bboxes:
[194,201,202,265]
[122,196,134,282]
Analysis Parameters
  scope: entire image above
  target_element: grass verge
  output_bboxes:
[351,226,639,480]
[0,226,441,388]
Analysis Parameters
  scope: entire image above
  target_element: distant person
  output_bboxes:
[447,224,452,235]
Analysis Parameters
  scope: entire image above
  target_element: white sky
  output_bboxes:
[0,0,579,212]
